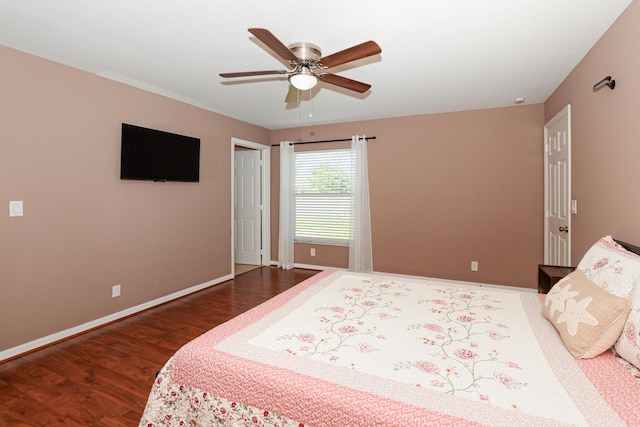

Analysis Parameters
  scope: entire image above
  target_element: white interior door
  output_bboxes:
[234,149,261,265]
[544,105,571,266]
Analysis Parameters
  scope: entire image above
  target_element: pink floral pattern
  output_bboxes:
[625,323,637,345]
[247,277,534,410]
[394,286,527,402]
[577,235,640,298]
[616,305,640,370]
[273,277,407,362]
[140,359,304,427]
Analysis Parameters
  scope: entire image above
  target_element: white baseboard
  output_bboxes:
[269,260,346,271]
[0,274,233,363]
[294,262,347,271]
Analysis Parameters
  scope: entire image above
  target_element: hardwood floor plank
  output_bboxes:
[0,267,318,426]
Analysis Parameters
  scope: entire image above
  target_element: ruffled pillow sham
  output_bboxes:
[577,235,640,298]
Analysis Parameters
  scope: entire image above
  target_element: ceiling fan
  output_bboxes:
[220,28,381,102]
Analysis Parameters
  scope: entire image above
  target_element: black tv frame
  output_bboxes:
[120,123,200,183]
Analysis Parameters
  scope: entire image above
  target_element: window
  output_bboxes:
[294,149,353,245]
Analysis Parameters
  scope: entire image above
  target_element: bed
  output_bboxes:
[140,237,640,426]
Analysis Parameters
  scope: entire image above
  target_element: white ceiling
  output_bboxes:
[0,0,633,129]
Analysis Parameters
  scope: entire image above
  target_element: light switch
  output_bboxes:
[571,200,577,215]
[9,201,23,217]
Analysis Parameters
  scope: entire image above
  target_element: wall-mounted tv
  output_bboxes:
[120,123,200,182]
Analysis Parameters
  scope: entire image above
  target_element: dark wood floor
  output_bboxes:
[0,267,319,426]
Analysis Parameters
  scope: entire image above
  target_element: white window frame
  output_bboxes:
[294,148,353,245]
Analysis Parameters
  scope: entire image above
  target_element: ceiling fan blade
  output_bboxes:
[248,28,299,64]
[284,85,300,103]
[219,70,288,78]
[319,73,371,93]
[319,40,381,68]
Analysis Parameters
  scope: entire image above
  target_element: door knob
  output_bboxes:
[559,226,569,232]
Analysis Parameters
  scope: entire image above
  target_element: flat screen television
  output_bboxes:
[120,123,200,182]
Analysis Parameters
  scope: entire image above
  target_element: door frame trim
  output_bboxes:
[543,104,571,265]
[231,137,271,276]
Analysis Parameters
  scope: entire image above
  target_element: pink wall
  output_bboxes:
[4,0,636,355]
[271,104,545,288]
[0,46,269,352]
[545,0,640,264]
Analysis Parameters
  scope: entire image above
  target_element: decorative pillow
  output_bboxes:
[542,269,632,359]
[615,286,640,369]
[577,235,640,298]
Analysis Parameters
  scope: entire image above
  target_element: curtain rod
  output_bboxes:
[270,136,376,147]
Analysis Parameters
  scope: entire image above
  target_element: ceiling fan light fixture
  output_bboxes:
[289,68,318,90]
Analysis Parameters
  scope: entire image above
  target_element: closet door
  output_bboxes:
[544,105,571,266]
[235,149,262,265]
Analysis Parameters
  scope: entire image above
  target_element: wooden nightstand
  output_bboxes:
[538,265,576,294]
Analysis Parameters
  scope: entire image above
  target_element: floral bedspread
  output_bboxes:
[140,271,640,426]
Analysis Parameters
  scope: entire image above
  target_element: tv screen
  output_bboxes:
[120,123,200,182]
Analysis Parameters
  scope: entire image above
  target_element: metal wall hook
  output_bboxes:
[593,76,615,90]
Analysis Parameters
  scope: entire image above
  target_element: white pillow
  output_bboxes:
[577,235,640,298]
[615,301,640,369]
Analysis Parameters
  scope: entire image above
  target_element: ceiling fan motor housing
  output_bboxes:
[288,42,322,68]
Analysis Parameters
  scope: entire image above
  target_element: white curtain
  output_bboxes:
[278,141,295,269]
[349,135,373,272]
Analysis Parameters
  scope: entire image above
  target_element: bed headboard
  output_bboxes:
[614,239,640,256]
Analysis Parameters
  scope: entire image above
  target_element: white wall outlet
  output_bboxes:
[112,284,121,298]
[9,201,23,217]
[310,248,316,256]
[471,261,479,271]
